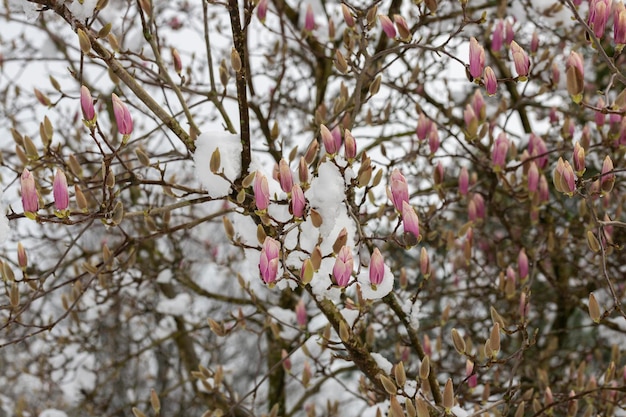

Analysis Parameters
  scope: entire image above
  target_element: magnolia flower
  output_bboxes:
[469,37,485,79]
[333,245,353,287]
[320,124,341,155]
[369,248,385,286]
[53,168,69,211]
[112,93,133,136]
[484,66,497,95]
[257,0,268,22]
[379,14,396,39]
[290,183,305,218]
[259,237,280,285]
[390,169,409,212]
[304,4,315,32]
[254,171,270,211]
[80,85,96,123]
[402,201,420,240]
[278,159,293,193]
[459,166,469,196]
[510,41,530,79]
[344,129,357,160]
[20,168,39,214]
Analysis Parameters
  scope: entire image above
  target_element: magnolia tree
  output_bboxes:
[1,0,625,416]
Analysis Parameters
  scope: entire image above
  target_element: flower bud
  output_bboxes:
[278,159,293,193]
[588,292,601,323]
[342,4,355,28]
[469,37,485,80]
[390,169,409,212]
[566,51,584,103]
[483,66,497,95]
[394,15,411,42]
[290,184,306,218]
[77,28,91,54]
[510,41,530,80]
[112,93,133,136]
[259,237,280,286]
[459,166,469,196]
[171,48,182,74]
[379,14,396,38]
[17,243,28,270]
[304,4,315,33]
[402,201,420,242]
[320,124,341,155]
[80,85,96,124]
[53,168,70,212]
[573,141,586,176]
[344,129,356,160]
[257,0,268,22]
[600,155,615,194]
[295,298,307,327]
[491,132,509,172]
[333,246,353,287]
[20,168,39,215]
[369,248,385,286]
[253,171,270,211]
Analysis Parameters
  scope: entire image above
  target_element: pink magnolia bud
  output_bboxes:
[518,248,529,281]
[528,133,549,169]
[295,298,307,327]
[420,247,431,278]
[393,14,411,42]
[491,132,509,172]
[369,248,385,286]
[504,19,514,44]
[466,359,477,389]
[510,41,530,79]
[527,161,539,194]
[80,85,96,123]
[530,31,539,53]
[469,37,485,79]
[566,51,584,101]
[573,142,586,176]
[304,4,315,32]
[171,47,182,74]
[379,14,396,39]
[596,98,606,127]
[589,0,611,38]
[469,193,485,222]
[600,155,615,193]
[344,129,357,160]
[416,112,432,140]
[254,171,270,211]
[434,161,444,186]
[298,156,309,185]
[551,62,560,86]
[483,66,497,96]
[278,159,294,193]
[553,157,576,195]
[464,104,478,137]
[471,89,486,121]
[290,183,306,218]
[320,124,341,155]
[342,4,355,28]
[402,201,420,240]
[333,246,353,287]
[111,93,133,136]
[17,242,28,270]
[20,168,39,214]
[390,169,409,212]
[428,127,440,154]
[615,2,626,44]
[257,0,268,22]
[491,20,504,52]
[259,237,280,285]
[459,166,469,196]
[53,168,69,211]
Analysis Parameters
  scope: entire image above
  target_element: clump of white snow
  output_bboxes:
[307,161,346,237]
[357,265,394,300]
[194,132,242,198]
[66,0,98,21]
